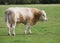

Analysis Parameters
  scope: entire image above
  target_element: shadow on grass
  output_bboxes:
[0,31,60,36]
[0,34,8,36]
[16,33,35,36]
[0,33,35,36]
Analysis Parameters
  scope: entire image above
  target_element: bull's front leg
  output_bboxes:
[25,23,32,34]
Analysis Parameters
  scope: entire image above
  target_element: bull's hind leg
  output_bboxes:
[12,23,16,36]
[7,22,11,36]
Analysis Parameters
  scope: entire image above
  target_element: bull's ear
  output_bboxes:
[38,11,42,16]
[36,11,42,18]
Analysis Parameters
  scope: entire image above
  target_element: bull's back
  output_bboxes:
[5,7,35,25]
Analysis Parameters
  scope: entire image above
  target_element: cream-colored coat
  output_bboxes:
[5,7,47,36]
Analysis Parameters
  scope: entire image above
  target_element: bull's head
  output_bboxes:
[39,10,47,21]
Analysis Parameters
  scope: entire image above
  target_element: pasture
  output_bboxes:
[0,4,60,43]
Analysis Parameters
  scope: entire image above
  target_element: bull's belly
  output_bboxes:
[16,18,27,25]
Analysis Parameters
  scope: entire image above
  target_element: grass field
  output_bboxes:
[0,4,60,43]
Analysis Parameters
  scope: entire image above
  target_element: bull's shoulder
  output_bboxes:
[31,8,40,14]
[31,8,39,11]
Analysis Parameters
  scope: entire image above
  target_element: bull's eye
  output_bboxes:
[42,14,45,16]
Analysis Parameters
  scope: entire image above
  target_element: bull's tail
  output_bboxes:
[5,10,10,22]
[5,10,15,27]
[5,10,14,24]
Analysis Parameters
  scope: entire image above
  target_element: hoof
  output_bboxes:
[8,34,11,36]
[12,34,15,36]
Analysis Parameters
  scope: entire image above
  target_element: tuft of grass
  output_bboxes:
[0,4,60,43]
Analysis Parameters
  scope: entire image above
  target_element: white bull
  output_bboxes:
[5,7,47,36]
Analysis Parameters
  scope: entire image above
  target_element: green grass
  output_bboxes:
[0,4,60,43]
